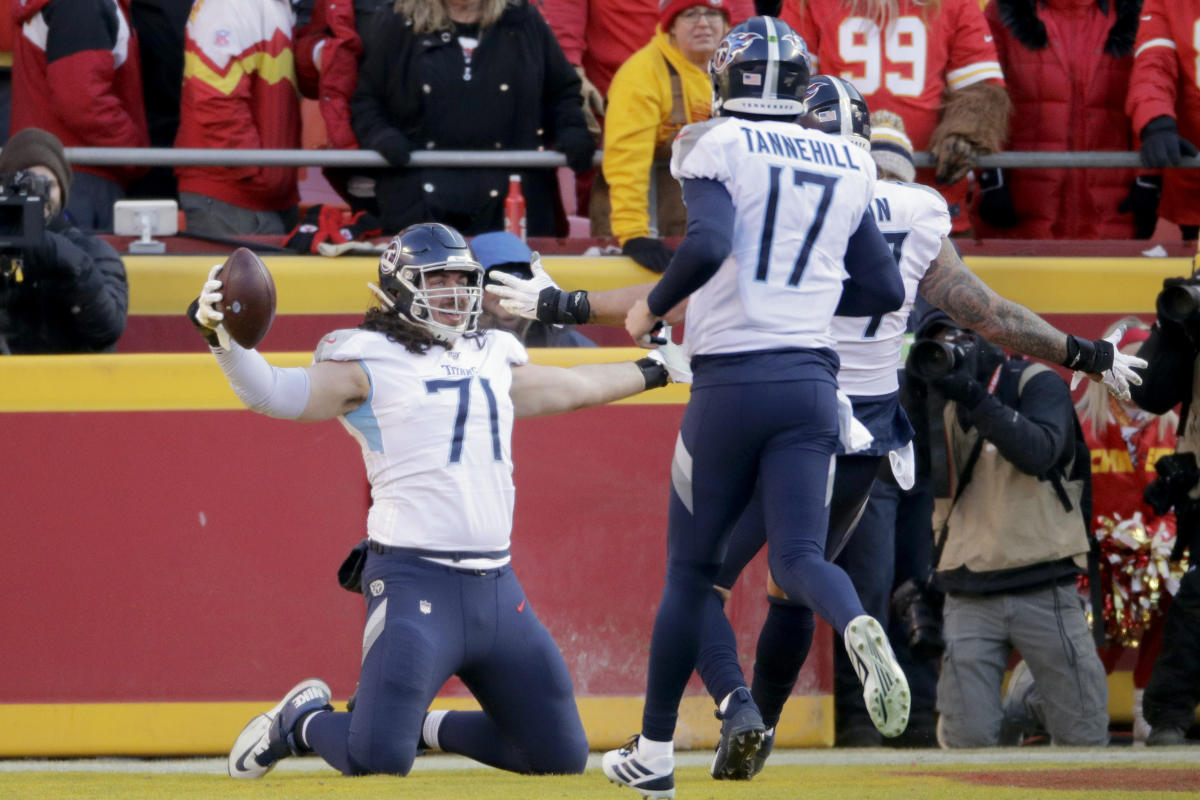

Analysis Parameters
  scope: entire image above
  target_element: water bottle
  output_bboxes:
[504,174,526,241]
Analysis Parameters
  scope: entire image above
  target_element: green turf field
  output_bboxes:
[1,749,1194,800]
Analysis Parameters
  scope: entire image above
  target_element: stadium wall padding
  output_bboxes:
[0,351,828,756]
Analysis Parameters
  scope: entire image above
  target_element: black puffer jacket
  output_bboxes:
[351,1,589,236]
[1,214,128,354]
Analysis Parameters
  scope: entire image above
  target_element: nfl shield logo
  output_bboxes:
[420,600,432,615]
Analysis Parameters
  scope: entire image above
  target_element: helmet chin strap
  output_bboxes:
[367,282,398,311]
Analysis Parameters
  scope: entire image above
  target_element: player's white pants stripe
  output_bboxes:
[671,432,694,515]
[362,598,387,663]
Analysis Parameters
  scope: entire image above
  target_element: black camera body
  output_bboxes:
[909,335,978,383]
[1144,451,1200,516]
[0,170,49,264]
[890,573,945,661]
[1156,275,1200,325]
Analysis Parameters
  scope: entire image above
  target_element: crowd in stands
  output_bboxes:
[1,0,1198,751]
[1,0,1193,242]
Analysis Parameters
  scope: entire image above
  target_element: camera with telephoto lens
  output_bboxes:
[890,573,945,662]
[1156,276,1200,325]
[1144,451,1200,516]
[0,170,49,275]
[908,333,978,383]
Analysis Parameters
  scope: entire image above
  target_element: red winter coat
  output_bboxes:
[979,0,1137,239]
[11,0,150,187]
[1126,0,1200,227]
[977,0,1142,239]
[294,0,362,149]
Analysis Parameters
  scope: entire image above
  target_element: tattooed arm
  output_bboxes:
[917,237,1146,399]
[917,238,1068,363]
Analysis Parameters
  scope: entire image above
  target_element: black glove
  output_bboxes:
[1117,176,1162,239]
[932,341,986,408]
[1140,116,1199,169]
[556,126,597,174]
[622,237,674,273]
[370,129,413,167]
[976,168,1018,228]
[20,231,81,282]
[933,367,987,409]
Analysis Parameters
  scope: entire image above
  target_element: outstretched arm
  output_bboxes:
[510,330,689,417]
[918,237,1065,361]
[486,256,686,326]
[917,238,1145,398]
[189,266,368,422]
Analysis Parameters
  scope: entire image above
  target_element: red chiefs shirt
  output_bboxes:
[1126,0,1200,226]
[1083,410,1176,539]
[781,0,1003,228]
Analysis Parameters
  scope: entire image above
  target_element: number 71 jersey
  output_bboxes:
[314,328,528,552]
[671,116,878,357]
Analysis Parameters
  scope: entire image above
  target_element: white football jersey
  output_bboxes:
[670,116,878,357]
[830,181,951,395]
[314,328,529,565]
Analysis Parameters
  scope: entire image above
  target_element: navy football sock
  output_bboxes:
[750,601,814,729]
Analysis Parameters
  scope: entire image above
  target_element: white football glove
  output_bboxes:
[195,263,231,349]
[646,325,692,384]
[1069,324,1147,402]
[485,251,558,320]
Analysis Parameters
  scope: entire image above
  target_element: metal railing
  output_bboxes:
[57,147,1200,170]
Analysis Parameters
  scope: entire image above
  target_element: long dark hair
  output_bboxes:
[359,308,440,354]
[358,308,487,353]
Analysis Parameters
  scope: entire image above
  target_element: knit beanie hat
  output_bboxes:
[869,110,915,184]
[0,128,73,205]
[659,0,729,30]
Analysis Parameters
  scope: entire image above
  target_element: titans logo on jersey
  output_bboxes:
[671,116,878,357]
[829,181,951,395]
[314,328,529,556]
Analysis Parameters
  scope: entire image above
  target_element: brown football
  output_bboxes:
[215,247,276,349]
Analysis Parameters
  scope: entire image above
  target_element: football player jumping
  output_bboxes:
[488,72,1145,786]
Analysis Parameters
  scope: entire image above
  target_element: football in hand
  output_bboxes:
[215,247,276,348]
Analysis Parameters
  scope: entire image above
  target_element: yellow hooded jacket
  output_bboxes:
[602,28,714,244]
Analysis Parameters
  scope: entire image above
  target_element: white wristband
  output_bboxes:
[212,342,311,420]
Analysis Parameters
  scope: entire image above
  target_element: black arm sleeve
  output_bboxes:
[971,370,1074,476]
[646,178,734,317]
[836,211,904,317]
[1129,322,1195,414]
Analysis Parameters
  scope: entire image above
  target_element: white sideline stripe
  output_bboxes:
[0,747,1193,773]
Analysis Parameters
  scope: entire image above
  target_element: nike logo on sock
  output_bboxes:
[517,598,526,612]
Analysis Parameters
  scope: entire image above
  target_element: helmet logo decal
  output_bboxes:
[712,31,761,74]
[781,31,806,53]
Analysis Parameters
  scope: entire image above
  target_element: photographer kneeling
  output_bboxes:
[1127,275,1200,746]
[909,309,1109,748]
[0,128,127,354]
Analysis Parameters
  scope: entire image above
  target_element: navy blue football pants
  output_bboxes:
[641,374,868,741]
[305,553,588,775]
[693,453,883,709]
